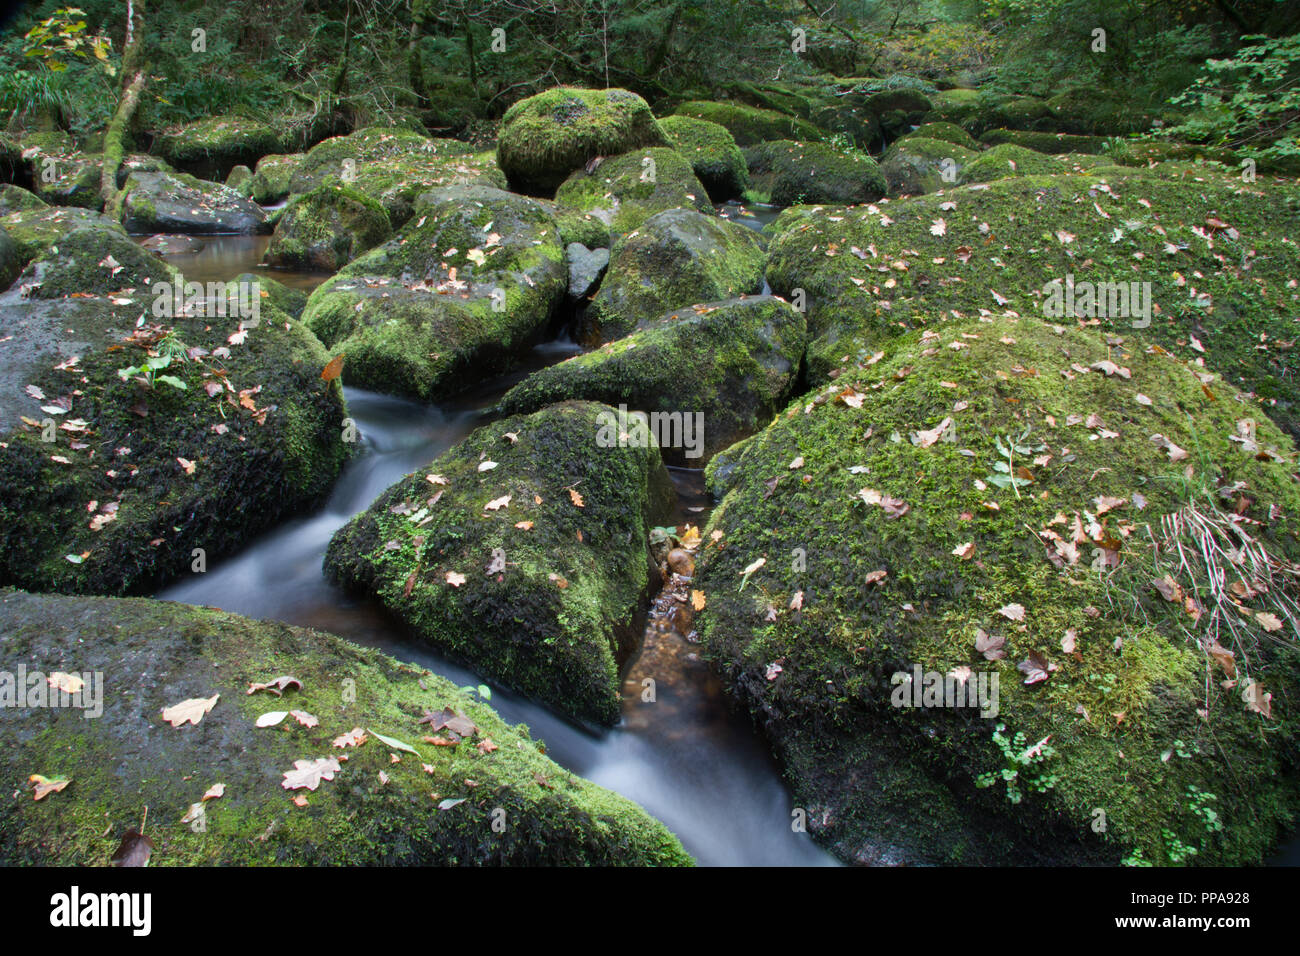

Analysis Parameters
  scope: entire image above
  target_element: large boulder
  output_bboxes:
[959,144,1068,184]
[582,207,767,343]
[672,101,820,147]
[118,170,270,234]
[325,401,674,726]
[658,114,748,202]
[553,146,712,239]
[246,152,303,204]
[900,122,979,150]
[497,87,669,195]
[0,589,691,866]
[880,137,978,196]
[501,295,806,463]
[301,185,566,400]
[763,170,1300,440]
[27,148,101,209]
[0,184,47,216]
[979,129,1107,155]
[696,316,1300,865]
[744,140,886,207]
[0,276,349,596]
[0,205,120,265]
[265,183,392,272]
[151,114,314,178]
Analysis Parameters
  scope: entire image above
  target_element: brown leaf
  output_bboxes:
[320,353,345,382]
[568,488,585,508]
[29,774,70,800]
[246,675,302,697]
[1153,575,1183,603]
[110,829,154,867]
[975,628,1006,661]
[281,757,342,791]
[1018,651,1051,685]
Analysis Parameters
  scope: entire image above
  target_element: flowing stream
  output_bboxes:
[145,207,838,866]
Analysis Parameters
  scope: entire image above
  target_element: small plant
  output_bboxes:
[984,425,1045,498]
[1186,785,1224,835]
[975,722,1060,804]
[118,330,189,392]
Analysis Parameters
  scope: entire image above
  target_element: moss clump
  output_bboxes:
[672,101,821,147]
[554,147,711,238]
[13,227,175,299]
[0,589,692,866]
[0,226,21,290]
[153,114,285,175]
[763,170,1300,440]
[248,152,303,204]
[584,207,767,343]
[229,272,308,320]
[744,140,886,208]
[27,149,102,210]
[658,115,748,202]
[924,87,988,131]
[961,144,1068,183]
[266,183,392,272]
[301,185,566,401]
[0,184,48,216]
[0,291,349,596]
[1,205,120,263]
[1047,90,1158,136]
[980,128,1107,154]
[497,87,669,195]
[555,208,612,249]
[695,316,1300,865]
[118,170,270,235]
[326,401,674,726]
[880,137,977,196]
[501,295,807,463]
[900,122,979,150]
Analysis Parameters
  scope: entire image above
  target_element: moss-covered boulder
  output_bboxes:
[980,128,1107,154]
[27,149,102,210]
[225,164,253,191]
[247,152,303,204]
[1047,90,1158,136]
[554,147,711,239]
[0,184,47,216]
[496,87,669,195]
[118,170,270,235]
[744,140,886,208]
[289,128,503,228]
[0,284,348,596]
[763,170,1300,440]
[10,227,173,299]
[326,401,674,726]
[152,114,288,178]
[301,185,565,400]
[695,316,1300,865]
[863,89,933,141]
[0,134,21,184]
[658,115,748,202]
[900,122,979,150]
[232,271,308,320]
[672,101,821,147]
[880,137,977,196]
[501,296,806,462]
[1104,139,1239,168]
[265,183,392,272]
[1,205,120,264]
[583,207,767,342]
[925,88,989,132]
[0,226,21,291]
[990,95,1055,132]
[960,144,1068,183]
[0,589,691,866]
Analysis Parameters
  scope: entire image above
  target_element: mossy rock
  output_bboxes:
[960,144,1067,184]
[0,589,691,866]
[695,315,1300,865]
[231,272,308,320]
[1104,140,1239,168]
[20,131,73,153]
[672,101,820,147]
[1047,90,1157,136]
[989,96,1056,132]
[658,115,748,202]
[863,89,933,140]
[0,282,348,595]
[27,149,102,210]
[115,153,175,187]
[925,88,987,132]
[722,81,817,118]
[1,205,121,264]
[497,87,669,195]
[980,129,1107,155]
[501,296,807,463]
[554,208,612,249]
[880,137,977,197]
[11,227,174,300]
[290,128,501,228]
[0,184,47,216]
[325,401,675,726]
[226,164,253,191]
[119,170,270,235]
[0,134,22,183]
[554,147,711,238]
[265,183,392,273]
[0,226,21,291]
[301,185,566,401]
[744,140,886,208]
[248,152,303,204]
[583,207,767,343]
[900,122,979,151]
[763,170,1300,440]
[152,114,286,178]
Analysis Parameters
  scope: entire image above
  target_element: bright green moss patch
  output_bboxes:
[672,101,821,147]
[900,122,979,151]
[266,183,392,272]
[744,140,886,208]
[497,87,669,195]
[880,137,977,196]
[554,146,711,237]
[961,143,1068,183]
[695,316,1300,865]
[979,129,1107,154]
[658,115,748,202]
[0,589,691,866]
[325,401,674,726]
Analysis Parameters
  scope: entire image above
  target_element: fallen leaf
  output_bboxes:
[281,757,342,792]
[161,694,219,727]
[998,603,1026,622]
[29,774,70,800]
[320,354,345,382]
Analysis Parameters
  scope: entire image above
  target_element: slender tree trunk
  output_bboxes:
[408,0,427,108]
[332,0,353,99]
[100,0,146,207]
[463,13,478,93]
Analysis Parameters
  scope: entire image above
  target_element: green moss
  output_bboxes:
[153,114,285,170]
[744,140,886,208]
[980,129,1107,154]
[880,137,977,196]
[501,295,806,462]
[326,401,674,726]
[900,122,979,151]
[584,207,767,342]
[497,87,669,195]
[248,153,303,204]
[118,170,269,235]
[1,205,121,262]
[0,589,692,866]
[763,169,1300,440]
[961,144,1068,183]
[0,184,48,216]
[14,227,175,299]
[554,147,711,237]
[658,115,748,202]
[695,316,1300,865]
[301,185,565,401]
[266,183,392,272]
[672,101,821,147]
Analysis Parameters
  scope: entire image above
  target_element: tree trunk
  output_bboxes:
[407,0,427,108]
[100,0,147,207]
